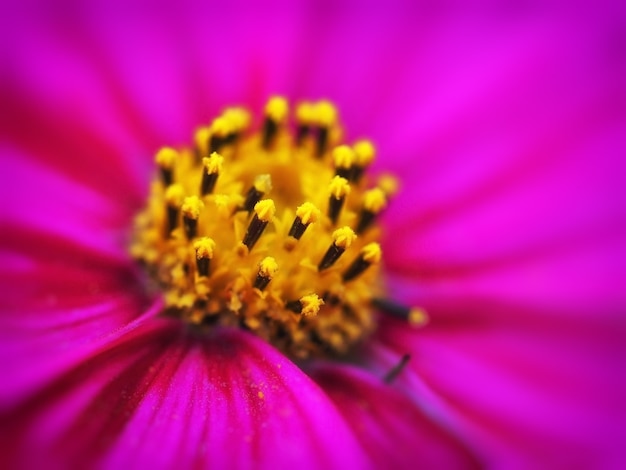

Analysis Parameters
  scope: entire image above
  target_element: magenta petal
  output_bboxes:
[1,321,369,469]
[312,364,479,469]
[373,321,624,468]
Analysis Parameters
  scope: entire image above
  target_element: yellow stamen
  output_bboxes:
[194,237,216,259]
[332,226,357,250]
[353,140,376,167]
[362,242,382,263]
[155,147,178,169]
[328,176,351,199]
[253,174,273,194]
[299,294,324,317]
[254,199,276,222]
[314,100,338,127]
[265,96,289,123]
[363,188,387,214]
[181,196,204,220]
[295,202,321,225]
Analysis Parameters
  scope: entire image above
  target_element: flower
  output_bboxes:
[1,2,623,469]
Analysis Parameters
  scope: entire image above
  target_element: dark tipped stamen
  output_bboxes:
[352,165,366,183]
[262,118,278,149]
[383,354,411,384]
[296,125,310,146]
[372,298,412,320]
[183,216,198,240]
[286,300,303,314]
[318,243,345,271]
[196,257,210,277]
[254,274,271,291]
[166,205,179,234]
[160,168,173,186]
[242,215,268,250]
[342,254,372,282]
[201,172,219,195]
[242,186,264,213]
[356,209,376,234]
[288,216,309,240]
[335,166,352,180]
[316,127,329,157]
[328,196,345,224]
[209,135,223,154]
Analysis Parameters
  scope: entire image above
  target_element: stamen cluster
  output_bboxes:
[132,97,407,358]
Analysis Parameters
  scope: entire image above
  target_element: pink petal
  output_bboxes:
[371,320,625,468]
[312,364,479,469]
[0,321,369,469]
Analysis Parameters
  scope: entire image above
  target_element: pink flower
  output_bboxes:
[1,2,623,469]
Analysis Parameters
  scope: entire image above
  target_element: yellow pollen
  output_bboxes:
[265,96,289,122]
[181,196,204,220]
[361,242,382,263]
[353,140,376,167]
[155,147,178,169]
[377,173,400,196]
[203,152,224,175]
[211,116,233,137]
[363,188,387,214]
[258,256,279,278]
[296,102,315,124]
[254,199,276,222]
[299,294,324,316]
[223,107,251,132]
[332,145,355,169]
[328,176,351,199]
[253,174,273,193]
[332,226,357,249]
[131,97,426,359]
[314,100,338,127]
[165,184,184,206]
[296,202,321,225]
[194,237,216,259]
[408,308,428,326]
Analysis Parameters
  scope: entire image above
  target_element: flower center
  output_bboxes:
[131,97,426,359]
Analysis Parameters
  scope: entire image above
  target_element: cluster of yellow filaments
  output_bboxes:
[132,97,426,359]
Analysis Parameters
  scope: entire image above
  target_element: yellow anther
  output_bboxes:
[254,199,276,222]
[253,174,273,193]
[211,116,234,136]
[299,294,324,316]
[258,256,279,278]
[377,173,400,196]
[315,100,338,127]
[155,147,178,169]
[332,145,355,169]
[296,102,315,124]
[194,237,216,259]
[353,140,376,166]
[181,196,204,220]
[408,308,428,326]
[361,242,382,264]
[363,188,387,214]
[223,107,251,131]
[328,176,351,199]
[296,202,321,225]
[332,226,356,249]
[265,96,289,122]
[165,184,185,206]
[203,152,224,175]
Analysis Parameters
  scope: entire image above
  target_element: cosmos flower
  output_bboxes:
[1,1,623,469]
